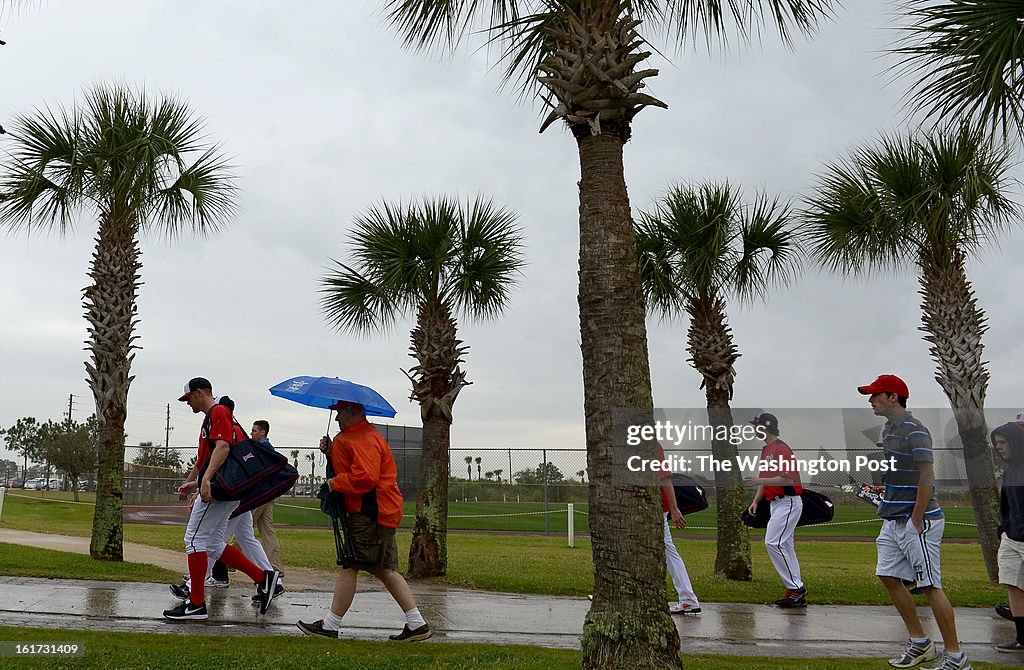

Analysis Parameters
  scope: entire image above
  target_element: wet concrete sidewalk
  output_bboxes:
[0,529,1017,664]
[0,576,1016,665]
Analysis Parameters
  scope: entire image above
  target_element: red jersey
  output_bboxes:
[656,444,673,512]
[759,438,802,500]
[197,404,247,470]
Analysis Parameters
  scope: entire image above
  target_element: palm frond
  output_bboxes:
[0,104,82,235]
[664,0,836,50]
[734,193,798,302]
[382,0,523,51]
[320,194,524,335]
[636,179,796,314]
[452,194,525,319]
[892,0,1024,139]
[0,83,237,240]
[802,125,1021,276]
[153,145,238,239]
[635,211,688,319]
[319,260,400,334]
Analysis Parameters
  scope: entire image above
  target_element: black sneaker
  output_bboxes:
[163,600,207,621]
[775,587,807,608]
[254,569,281,615]
[169,582,190,600]
[996,604,1014,620]
[996,640,1024,653]
[251,582,285,602]
[389,623,432,642]
[296,619,339,639]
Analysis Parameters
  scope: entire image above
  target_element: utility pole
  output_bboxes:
[164,404,173,459]
[66,394,76,422]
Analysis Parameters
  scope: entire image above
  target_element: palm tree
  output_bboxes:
[636,181,797,580]
[475,456,482,481]
[465,455,474,481]
[802,125,1019,580]
[577,469,586,484]
[305,452,317,494]
[494,468,503,484]
[290,450,300,496]
[893,1,1024,139]
[320,195,524,577]
[0,84,236,560]
[379,4,834,666]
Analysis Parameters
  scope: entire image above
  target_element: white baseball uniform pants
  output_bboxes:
[766,495,803,590]
[664,513,699,606]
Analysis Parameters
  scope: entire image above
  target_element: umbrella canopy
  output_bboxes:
[269,376,397,418]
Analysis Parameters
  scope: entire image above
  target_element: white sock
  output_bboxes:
[324,611,344,631]
[404,607,426,628]
[911,637,930,645]
[948,651,964,660]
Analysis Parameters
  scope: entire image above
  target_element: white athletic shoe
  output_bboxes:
[889,639,939,668]
[669,601,701,615]
[921,653,972,670]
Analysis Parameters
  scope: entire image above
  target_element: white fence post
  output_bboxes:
[567,502,575,548]
[0,487,5,521]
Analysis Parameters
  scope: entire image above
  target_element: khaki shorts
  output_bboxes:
[347,512,399,574]
[998,536,1024,590]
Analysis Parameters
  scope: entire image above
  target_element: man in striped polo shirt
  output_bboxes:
[858,374,970,670]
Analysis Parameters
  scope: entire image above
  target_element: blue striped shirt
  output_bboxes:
[877,411,943,520]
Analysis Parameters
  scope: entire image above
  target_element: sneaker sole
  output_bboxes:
[887,653,938,668]
[296,623,337,639]
[163,613,208,621]
[392,631,432,642]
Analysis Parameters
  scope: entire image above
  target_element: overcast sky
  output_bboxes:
[2,1,1023,466]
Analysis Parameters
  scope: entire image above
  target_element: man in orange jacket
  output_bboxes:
[297,400,431,642]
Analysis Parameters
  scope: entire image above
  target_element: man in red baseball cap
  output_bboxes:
[858,374,970,670]
[858,374,911,399]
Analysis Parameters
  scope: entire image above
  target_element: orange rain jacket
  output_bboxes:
[328,418,404,528]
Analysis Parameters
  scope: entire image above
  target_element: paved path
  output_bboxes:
[0,529,1018,665]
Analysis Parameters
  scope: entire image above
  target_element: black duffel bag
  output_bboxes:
[202,438,292,501]
[741,489,835,528]
[230,463,299,518]
[671,474,709,515]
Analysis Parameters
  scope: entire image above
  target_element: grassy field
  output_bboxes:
[0,627,1014,670]
[8,489,983,537]
[0,494,1004,606]
[0,543,178,583]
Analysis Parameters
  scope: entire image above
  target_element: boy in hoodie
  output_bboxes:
[992,421,1024,653]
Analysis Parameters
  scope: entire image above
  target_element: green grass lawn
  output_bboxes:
[0,627,1013,670]
[7,489,982,537]
[0,494,1003,606]
[0,542,179,583]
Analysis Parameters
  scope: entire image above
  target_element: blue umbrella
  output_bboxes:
[268,376,397,418]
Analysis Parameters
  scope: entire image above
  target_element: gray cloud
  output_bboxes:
[1,1,1022,462]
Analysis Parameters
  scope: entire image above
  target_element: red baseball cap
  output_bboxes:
[857,374,909,398]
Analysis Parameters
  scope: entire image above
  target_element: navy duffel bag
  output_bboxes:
[202,438,295,501]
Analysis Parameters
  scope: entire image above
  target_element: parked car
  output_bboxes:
[23,478,43,490]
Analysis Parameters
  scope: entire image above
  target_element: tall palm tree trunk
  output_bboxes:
[919,251,1000,580]
[86,213,140,561]
[576,131,681,670]
[407,303,467,578]
[687,295,751,580]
